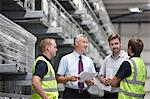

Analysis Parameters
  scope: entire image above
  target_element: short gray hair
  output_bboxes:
[74,34,87,45]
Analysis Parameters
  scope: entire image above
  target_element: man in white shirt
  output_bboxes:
[56,34,96,98]
[99,33,129,99]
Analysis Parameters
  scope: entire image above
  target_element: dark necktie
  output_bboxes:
[78,55,84,91]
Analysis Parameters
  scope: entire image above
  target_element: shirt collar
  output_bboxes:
[73,50,83,58]
[111,50,125,59]
[130,54,140,59]
[41,54,51,62]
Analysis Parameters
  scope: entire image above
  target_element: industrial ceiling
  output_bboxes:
[103,0,150,23]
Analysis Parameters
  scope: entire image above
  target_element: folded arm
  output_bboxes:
[56,74,78,83]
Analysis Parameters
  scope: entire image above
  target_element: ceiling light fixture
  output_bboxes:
[128,7,142,13]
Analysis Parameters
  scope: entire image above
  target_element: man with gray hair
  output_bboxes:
[56,34,96,98]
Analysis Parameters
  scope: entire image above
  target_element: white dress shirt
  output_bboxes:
[57,50,96,90]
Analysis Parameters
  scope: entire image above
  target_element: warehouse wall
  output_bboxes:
[113,23,150,65]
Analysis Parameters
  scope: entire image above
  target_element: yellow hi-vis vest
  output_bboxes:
[31,56,58,99]
[118,57,146,99]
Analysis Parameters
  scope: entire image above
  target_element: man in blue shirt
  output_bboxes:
[32,38,58,99]
[56,34,96,98]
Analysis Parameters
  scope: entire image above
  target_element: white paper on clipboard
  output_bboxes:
[101,68,114,91]
[78,72,96,82]
[94,77,111,91]
[106,68,113,79]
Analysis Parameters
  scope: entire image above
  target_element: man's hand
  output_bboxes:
[85,80,94,86]
[107,76,121,87]
[56,75,78,83]
[69,76,78,82]
[32,75,49,99]
[106,78,112,85]
[100,76,110,86]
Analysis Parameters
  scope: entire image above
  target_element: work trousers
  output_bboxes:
[63,88,91,99]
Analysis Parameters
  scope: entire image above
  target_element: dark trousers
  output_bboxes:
[63,88,91,99]
[101,91,118,99]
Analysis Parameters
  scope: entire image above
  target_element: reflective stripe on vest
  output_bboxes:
[42,76,56,81]
[119,58,146,98]
[32,56,58,98]
[123,79,144,85]
[42,62,55,81]
[119,89,145,98]
[32,88,58,94]
[122,59,145,86]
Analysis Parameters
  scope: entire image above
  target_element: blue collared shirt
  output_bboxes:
[57,51,96,90]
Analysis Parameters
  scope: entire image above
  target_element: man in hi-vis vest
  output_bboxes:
[108,37,146,99]
[32,38,58,99]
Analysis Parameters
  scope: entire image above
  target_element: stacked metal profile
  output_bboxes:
[49,1,79,38]
[0,14,37,98]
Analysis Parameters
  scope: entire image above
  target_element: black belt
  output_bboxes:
[65,88,87,93]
